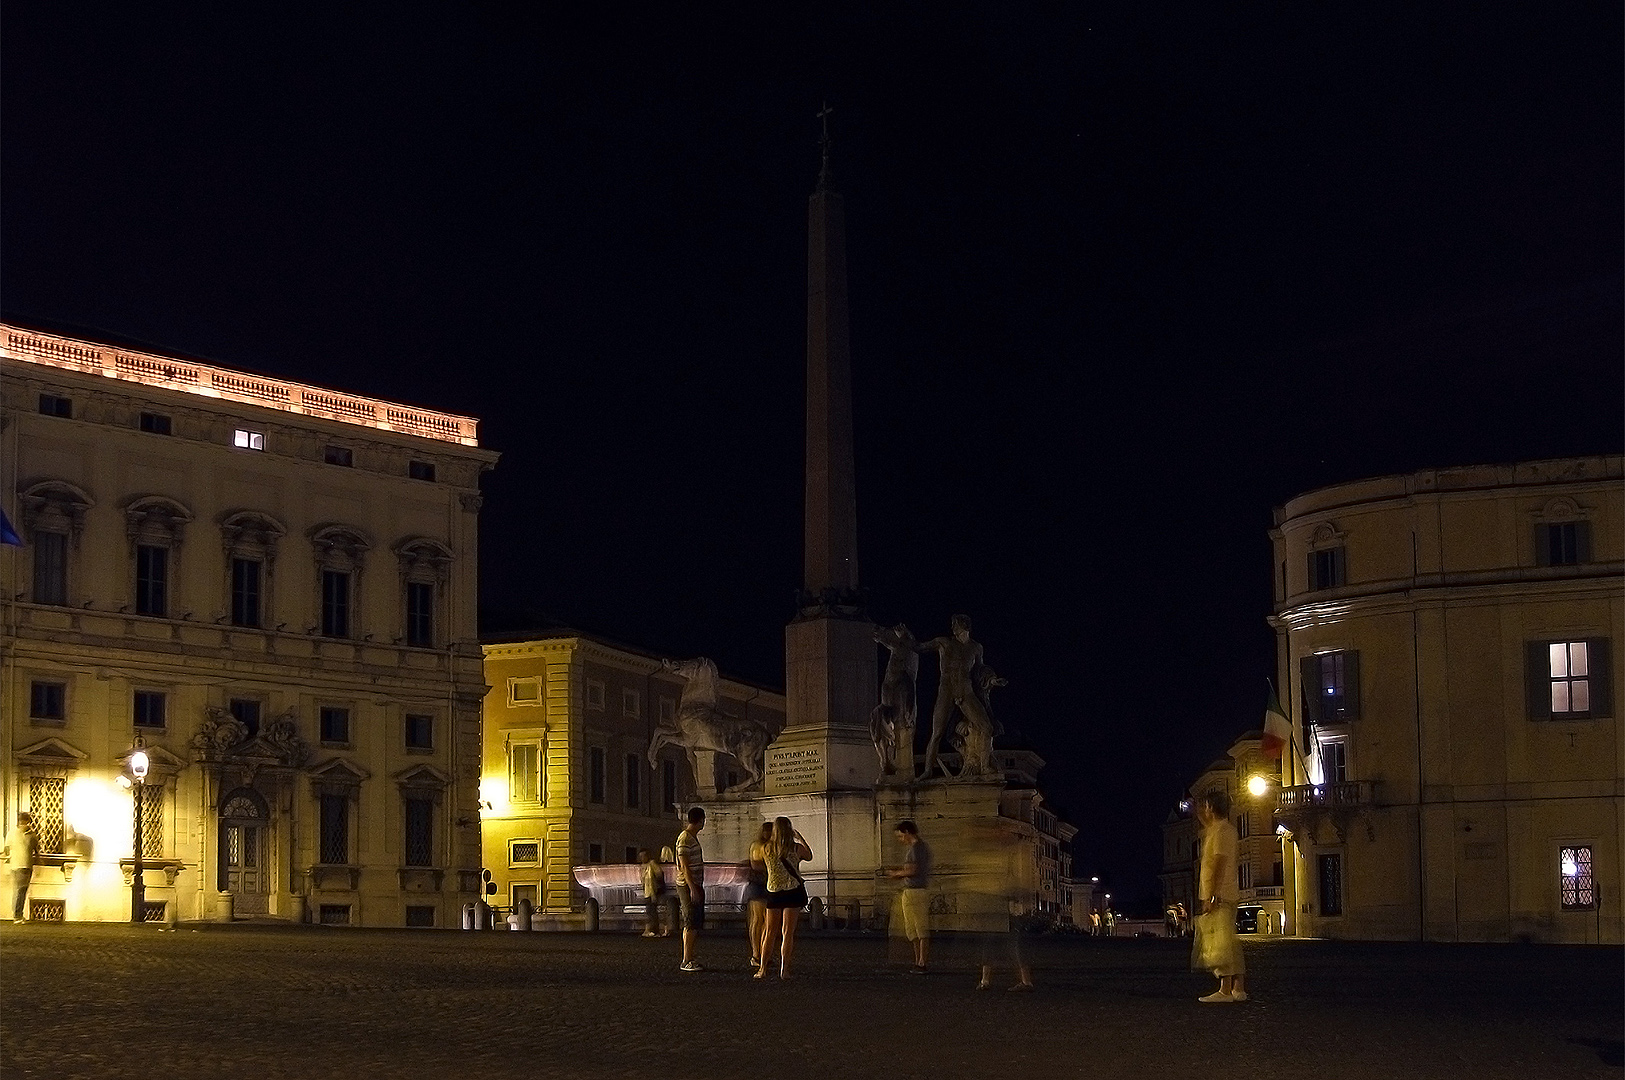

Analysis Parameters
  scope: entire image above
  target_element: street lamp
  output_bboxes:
[1247,774,1272,798]
[129,738,149,923]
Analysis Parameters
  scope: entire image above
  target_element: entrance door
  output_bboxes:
[218,787,271,915]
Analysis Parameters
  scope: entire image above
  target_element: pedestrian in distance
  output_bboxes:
[757,817,812,981]
[744,821,773,969]
[887,819,933,974]
[1192,789,1247,1002]
[2,813,37,922]
[674,806,706,972]
[639,849,666,937]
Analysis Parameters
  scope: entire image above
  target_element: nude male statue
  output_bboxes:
[916,614,995,780]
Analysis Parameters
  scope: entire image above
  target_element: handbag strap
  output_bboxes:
[781,855,802,884]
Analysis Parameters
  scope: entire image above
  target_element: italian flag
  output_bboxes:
[1262,682,1293,759]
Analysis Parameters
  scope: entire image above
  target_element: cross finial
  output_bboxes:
[817,102,834,191]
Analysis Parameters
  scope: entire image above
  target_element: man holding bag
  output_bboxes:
[1193,790,1247,1002]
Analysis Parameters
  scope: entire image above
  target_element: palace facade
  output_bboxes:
[1270,456,1622,943]
[1,324,498,926]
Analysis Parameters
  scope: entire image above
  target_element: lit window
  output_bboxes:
[323,445,353,467]
[134,691,167,729]
[38,394,73,418]
[1302,651,1360,723]
[1560,846,1594,909]
[139,412,172,435]
[405,713,433,750]
[589,748,606,804]
[1549,642,1591,716]
[509,742,542,804]
[233,429,265,451]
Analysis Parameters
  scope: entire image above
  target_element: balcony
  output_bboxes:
[1275,781,1372,843]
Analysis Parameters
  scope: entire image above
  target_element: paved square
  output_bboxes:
[2,924,1619,1079]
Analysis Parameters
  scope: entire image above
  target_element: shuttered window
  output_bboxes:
[1301,651,1360,724]
[1526,639,1612,720]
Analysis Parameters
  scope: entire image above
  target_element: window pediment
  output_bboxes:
[1533,497,1587,523]
[16,737,88,776]
[310,524,371,571]
[395,763,450,800]
[19,480,94,543]
[124,495,193,547]
[394,536,453,583]
[220,510,286,559]
[1308,521,1346,549]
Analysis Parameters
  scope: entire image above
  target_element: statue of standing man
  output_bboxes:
[916,614,999,780]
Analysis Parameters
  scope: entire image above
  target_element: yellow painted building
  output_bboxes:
[0,324,498,925]
[480,634,785,925]
[1270,456,1622,942]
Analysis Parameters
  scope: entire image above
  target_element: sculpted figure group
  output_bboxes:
[871,614,1003,783]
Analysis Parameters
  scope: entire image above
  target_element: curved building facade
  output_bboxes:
[1270,456,1621,943]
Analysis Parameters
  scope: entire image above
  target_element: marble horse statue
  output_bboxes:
[648,657,770,794]
[870,624,919,782]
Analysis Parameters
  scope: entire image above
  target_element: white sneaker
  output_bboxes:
[679,961,703,973]
[1198,991,1235,1003]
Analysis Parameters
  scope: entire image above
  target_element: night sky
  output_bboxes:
[5,5,1620,911]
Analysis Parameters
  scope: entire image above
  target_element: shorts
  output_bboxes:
[900,888,930,941]
[677,885,706,931]
[764,885,808,910]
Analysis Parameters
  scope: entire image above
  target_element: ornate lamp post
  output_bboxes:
[129,738,149,923]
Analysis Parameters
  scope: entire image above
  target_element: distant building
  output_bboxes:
[1270,457,1622,943]
[1161,734,1286,934]
[479,632,786,925]
[0,323,498,926]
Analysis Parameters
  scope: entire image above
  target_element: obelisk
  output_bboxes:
[765,109,878,795]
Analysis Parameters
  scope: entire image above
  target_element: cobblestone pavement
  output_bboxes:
[2,923,1620,1080]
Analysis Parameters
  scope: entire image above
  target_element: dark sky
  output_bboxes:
[5,4,1620,911]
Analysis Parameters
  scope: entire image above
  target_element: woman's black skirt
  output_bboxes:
[764,885,808,910]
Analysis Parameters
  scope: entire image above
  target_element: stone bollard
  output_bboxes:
[807,896,825,930]
[214,892,235,922]
[473,900,491,931]
[461,903,476,930]
[164,900,179,929]
[583,897,600,932]
[517,897,534,931]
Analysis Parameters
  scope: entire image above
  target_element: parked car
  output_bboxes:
[1236,905,1262,934]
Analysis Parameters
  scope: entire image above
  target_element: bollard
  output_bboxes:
[847,899,862,931]
[214,892,235,922]
[583,897,600,932]
[164,900,179,929]
[473,900,491,931]
[807,896,825,931]
[517,897,534,931]
[461,903,475,930]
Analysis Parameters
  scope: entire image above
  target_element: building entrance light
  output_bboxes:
[128,737,149,924]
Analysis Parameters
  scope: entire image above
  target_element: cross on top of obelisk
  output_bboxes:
[817,103,834,191]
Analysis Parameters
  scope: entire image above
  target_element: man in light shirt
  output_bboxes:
[674,806,706,972]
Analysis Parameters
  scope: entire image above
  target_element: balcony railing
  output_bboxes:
[1277,781,1369,810]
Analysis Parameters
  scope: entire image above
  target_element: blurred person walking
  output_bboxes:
[744,822,773,969]
[1192,790,1247,1002]
[639,849,666,937]
[757,817,812,980]
[966,822,1034,992]
[3,813,37,922]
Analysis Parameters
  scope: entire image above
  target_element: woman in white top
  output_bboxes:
[1193,789,1247,1002]
[756,816,812,980]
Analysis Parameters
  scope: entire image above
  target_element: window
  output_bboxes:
[509,742,541,803]
[230,558,262,627]
[229,699,262,738]
[30,681,66,722]
[659,697,676,725]
[509,678,541,706]
[1560,846,1595,910]
[589,747,606,804]
[405,713,433,750]
[587,843,603,864]
[1321,739,1348,783]
[139,786,164,859]
[586,681,605,710]
[320,707,350,744]
[408,460,436,482]
[625,846,639,864]
[38,394,73,418]
[1238,862,1252,891]
[32,531,68,605]
[662,759,677,812]
[319,904,351,925]
[405,798,433,866]
[1536,522,1591,567]
[321,570,351,637]
[1308,547,1346,591]
[28,776,66,854]
[622,689,640,717]
[405,905,436,927]
[233,429,265,451]
[510,840,540,864]
[139,412,172,435]
[1272,861,1284,887]
[319,794,349,863]
[1301,651,1360,723]
[1528,639,1613,720]
[625,754,641,809]
[405,582,434,647]
[135,544,169,617]
[323,445,353,467]
[1317,853,1343,916]
[1237,812,1250,839]
[134,691,167,729]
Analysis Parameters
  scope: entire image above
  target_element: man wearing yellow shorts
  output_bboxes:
[889,820,933,973]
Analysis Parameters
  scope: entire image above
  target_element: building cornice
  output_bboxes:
[1270,565,1624,631]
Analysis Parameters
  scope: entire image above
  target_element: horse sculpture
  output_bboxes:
[870,624,918,782]
[647,657,770,794]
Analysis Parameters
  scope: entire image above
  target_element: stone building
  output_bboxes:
[1160,734,1286,934]
[0,323,498,926]
[480,632,786,925]
[1270,456,1622,942]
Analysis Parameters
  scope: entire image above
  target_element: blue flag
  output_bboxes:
[0,506,22,547]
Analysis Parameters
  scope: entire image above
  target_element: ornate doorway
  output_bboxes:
[218,787,271,915]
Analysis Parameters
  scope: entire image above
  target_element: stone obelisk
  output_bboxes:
[765,111,878,796]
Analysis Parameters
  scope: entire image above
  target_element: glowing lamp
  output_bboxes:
[1561,853,1579,878]
[1247,775,1270,798]
[131,750,150,782]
